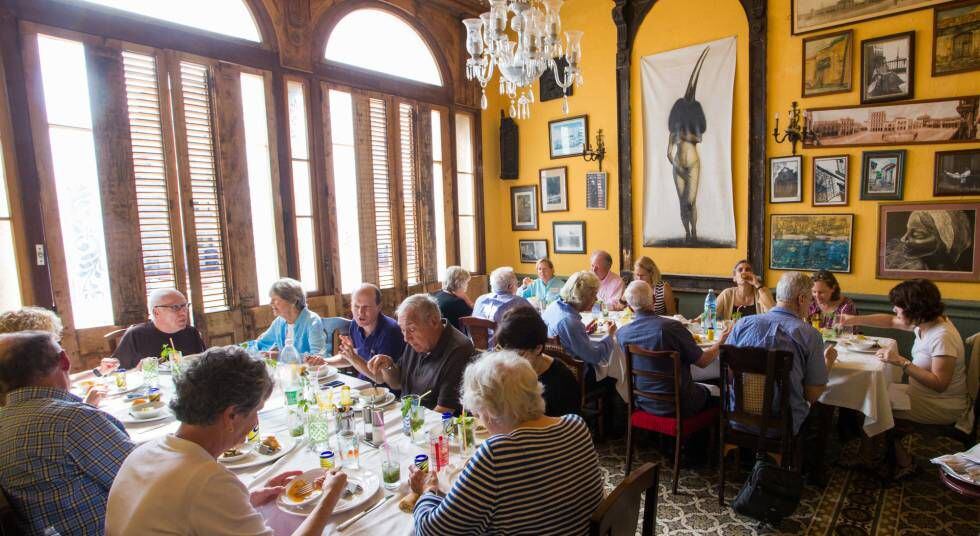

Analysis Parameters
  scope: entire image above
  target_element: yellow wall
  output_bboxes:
[481,0,980,301]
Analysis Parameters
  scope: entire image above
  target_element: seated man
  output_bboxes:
[346,294,475,414]
[471,266,530,326]
[113,288,205,369]
[591,250,625,311]
[541,271,617,374]
[311,284,405,377]
[726,272,838,435]
[616,281,728,417]
[0,331,134,534]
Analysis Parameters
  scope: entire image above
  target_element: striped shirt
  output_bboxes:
[414,414,603,535]
[652,281,667,315]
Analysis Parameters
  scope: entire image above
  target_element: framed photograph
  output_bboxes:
[860,31,915,104]
[519,239,548,263]
[510,185,538,231]
[802,30,853,97]
[878,201,980,282]
[934,148,980,196]
[804,96,980,148]
[770,214,854,273]
[553,221,586,254]
[861,150,906,200]
[549,115,588,158]
[769,156,803,203]
[933,0,980,76]
[812,155,849,206]
[585,171,608,209]
[539,166,568,212]
[540,56,573,101]
[792,0,950,35]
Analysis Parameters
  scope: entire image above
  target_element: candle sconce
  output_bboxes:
[772,101,817,155]
[582,128,606,171]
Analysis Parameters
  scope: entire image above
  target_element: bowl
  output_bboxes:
[359,386,390,404]
[130,400,167,420]
[279,469,325,507]
[851,339,878,351]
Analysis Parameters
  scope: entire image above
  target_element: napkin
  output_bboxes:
[398,492,419,512]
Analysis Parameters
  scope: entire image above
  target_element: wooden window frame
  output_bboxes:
[0,45,32,307]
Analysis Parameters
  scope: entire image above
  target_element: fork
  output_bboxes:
[292,480,319,498]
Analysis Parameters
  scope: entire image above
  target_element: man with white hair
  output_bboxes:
[590,250,625,310]
[472,266,530,326]
[112,288,205,369]
[726,272,838,435]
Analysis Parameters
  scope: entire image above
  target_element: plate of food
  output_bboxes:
[839,335,882,353]
[277,469,380,516]
[219,434,296,469]
[310,365,338,381]
[355,387,396,407]
[218,444,252,463]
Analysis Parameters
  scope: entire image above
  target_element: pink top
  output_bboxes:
[596,271,624,308]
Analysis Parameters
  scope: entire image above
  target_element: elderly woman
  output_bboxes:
[255,278,325,356]
[808,270,857,328]
[518,258,563,305]
[105,346,347,534]
[410,351,602,535]
[841,279,969,477]
[431,266,473,331]
[541,271,617,371]
[714,259,775,320]
[632,256,676,315]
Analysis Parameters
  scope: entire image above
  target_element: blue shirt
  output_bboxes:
[518,277,563,303]
[616,312,709,417]
[541,299,614,367]
[255,307,326,356]
[472,292,530,325]
[0,387,134,535]
[726,306,829,434]
[349,313,405,363]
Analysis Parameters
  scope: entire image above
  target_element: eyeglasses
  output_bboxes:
[154,302,190,313]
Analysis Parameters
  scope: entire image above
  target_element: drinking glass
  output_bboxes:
[381,444,401,490]
[410,405,427,445]
[400,395,420,436]
[141,357,159,388]
[338,431,360,469]
[307,410,331,452]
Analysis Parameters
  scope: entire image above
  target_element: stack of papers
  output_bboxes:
[931,443,980,485]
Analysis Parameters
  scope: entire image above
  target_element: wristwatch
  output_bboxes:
[91,368,103,377]
[901,359,911,372]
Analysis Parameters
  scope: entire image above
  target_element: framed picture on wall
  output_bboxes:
[553,221,586,254]
[812,155,849,206]
[860,31,915,104]
[770,214,854,273]
[519,239,548,263]
[860,150,906,200]
[802,30,853,97]
[585,171,607,209]
[549,115,588,158]
[511,185,538,231]
[769,155,803,203]
[878,201,980,282]
[539,166,568,212]
[933,0,980,76]
[792,0,949,35]
[934,148,980,196]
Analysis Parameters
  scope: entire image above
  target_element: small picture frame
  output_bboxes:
[812,155,849,206]
[553,221,586,254]
[585,171,608,210]
[860,31,915,104]
[934,148,980,197]
[802,30,853,97]
[549,115,588,159]
[769,155,803,203]
[510,185,538,231]
[932,0,980,77]
[519,239,548,263]
[539,166,568,212]
[861,150,906,200]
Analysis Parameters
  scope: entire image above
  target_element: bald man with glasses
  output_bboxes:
[112,289,206,369]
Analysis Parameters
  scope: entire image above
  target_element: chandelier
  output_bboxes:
[462,0,584,119]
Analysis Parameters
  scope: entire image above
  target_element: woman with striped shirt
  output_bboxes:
[411,351,603,535]
[633,256,676,315]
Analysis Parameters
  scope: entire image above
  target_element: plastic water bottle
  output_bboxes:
[279,342,302,405]
[703,289,717,332]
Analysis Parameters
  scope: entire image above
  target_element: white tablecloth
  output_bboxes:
[819,337,902,437]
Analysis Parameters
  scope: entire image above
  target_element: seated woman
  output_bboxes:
[106,346,348,535]
[431,266,473,331]
[714,259,775,320]
[518,258,563,305]
[540,271,617,373]
[494,306,580,417]
[841,279,969,476]
[255,278,325,356]
[410,351,603,535]
[631,256,676,315]
[808,270,857,328]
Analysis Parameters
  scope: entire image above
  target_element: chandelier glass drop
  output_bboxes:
[462,0,583,119]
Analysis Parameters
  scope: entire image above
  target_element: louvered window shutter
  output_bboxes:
[398,103,420,287]
[369,98,396,289]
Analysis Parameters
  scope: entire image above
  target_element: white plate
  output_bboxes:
[218,445,253,463]
[118,408,173,425]
[355,392,396,408]
[220,434,297,470]
[277,469,381,516]
[312,365,338,380]
[277,469,327,507]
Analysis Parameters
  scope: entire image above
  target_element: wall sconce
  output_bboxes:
[772,101,816,155]
[582,128,606,171]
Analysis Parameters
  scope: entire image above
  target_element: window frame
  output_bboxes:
[0,54,30,308]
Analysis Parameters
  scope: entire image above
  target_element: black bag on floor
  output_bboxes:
[732,456,803,524]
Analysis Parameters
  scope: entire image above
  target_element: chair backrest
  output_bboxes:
[590,462,659,536]
[459,316,496,352]
[320,316,352,356]
[546,337,587,405]
[719,345,794,441]
[624,346,682,419]
[0,486,22,536]
[965,332,980,440]
[104,326,130,354]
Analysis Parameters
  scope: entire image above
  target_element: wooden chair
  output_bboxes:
[104,326,130,354]
[319,316,352,356]
[717,345,797,506]
[624,345,719,494]
[589,462,659,536]
[547,337,604,441]
[459,316,496,352]
[0,487,22,536]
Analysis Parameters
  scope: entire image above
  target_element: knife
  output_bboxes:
[337,493,396,531]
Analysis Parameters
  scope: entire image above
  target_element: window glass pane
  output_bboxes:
[292,161,312,216]
[240,73,279,304]
[457,172,474,216]
[431,110,446,278]
[296,217,317,293]
[0,134,22,310]
[0,146,8,218]
[455,113,473,173]
[76,0,261,42]
[459,216,476,273]
[37,37,92,129]
[329,90,354,146]
[326,9,442,86]
[329,90,361,294]
[287,81,309,160]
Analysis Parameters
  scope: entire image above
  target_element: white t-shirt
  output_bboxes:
[907,318,968,424]
[105,434,272,535]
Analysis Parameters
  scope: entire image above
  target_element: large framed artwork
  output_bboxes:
[878,201,979,282]
[770,214,854,273]
[792,0,953,35]
[549,115,587,158]
[519,239,548,263]
[640,36,737,248]
[860,31,915,104]
[933,0,980,76]
[539,166,568,212]
[802,30,853,97]
[813,155,849,206]
[770,156,803,203]
[804,96,980,148]
[934,148,980,196]
[861,150,906,200]
[553,221,586,254]
[510,185,538,231]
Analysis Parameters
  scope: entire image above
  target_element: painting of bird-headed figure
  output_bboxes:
[641,36,737,248]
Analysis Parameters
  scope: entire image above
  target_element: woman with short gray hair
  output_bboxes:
[255,277,326,356]
[541,270,617,368]
[410,351,602,535]
[431,266,473,331]
[106,346,348,535]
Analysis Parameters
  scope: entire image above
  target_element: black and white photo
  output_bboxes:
[553,221,586,254]
[861,150,906,200]
[519,239,548,263]
[861,31,915,104]
[770,155,803,203]
[878,201,980,281]
[510,185,538,231]
[585,171,607,209]
[549,115,588,158]
[539,166,568,212]
[813,155,848,206]
[934,148,980,196]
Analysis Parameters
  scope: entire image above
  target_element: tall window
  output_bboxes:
[455,112,478,272]
[329,90,362,293]
[0,131,21,311]
[76,0,261,42]
[398,103,420,286]
[369,98,395,289]
[287,80,318,292]
[431,110,448,277]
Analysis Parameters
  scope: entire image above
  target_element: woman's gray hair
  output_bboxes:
[489,266,517,293]
[443,266,471,293]
[775,272,813,303]
[559,270,600,307]
[170,345,273,425]
[623,280,654,311]
[0,307,64,340]
[270,278,306,311]
[461,351,544,428]
[396,294,442,324]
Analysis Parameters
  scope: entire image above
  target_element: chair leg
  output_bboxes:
[596,398,605,442]
[717,442,726,507]
[625,424,634,476]
[672,434,681,494]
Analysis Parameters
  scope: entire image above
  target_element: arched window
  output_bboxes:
[325,9,442,86]
[75,0,262,42]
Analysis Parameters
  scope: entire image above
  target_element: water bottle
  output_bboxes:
[703,289,717,332]
[279,343,302,405]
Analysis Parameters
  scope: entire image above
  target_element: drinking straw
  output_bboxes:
[417,390,432,401]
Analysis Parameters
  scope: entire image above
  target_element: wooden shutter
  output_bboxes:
[414,104,437,285]
[398,102,420,287]
[369,97,396,289]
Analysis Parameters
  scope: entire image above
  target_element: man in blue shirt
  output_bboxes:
[0,331,135,535]
[541,271,617,371]
[318,284,405,377]
[472,267,531,326]
[726,272,838,435]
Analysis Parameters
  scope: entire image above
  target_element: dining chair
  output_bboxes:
[320,316,352,356]
[0,486,21,536]
[546,337,602,441]
[459,316,496,352]
[104,326,131,354]
[717,345,797,506]
[624,345,719,494]
[589,462,659,536]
